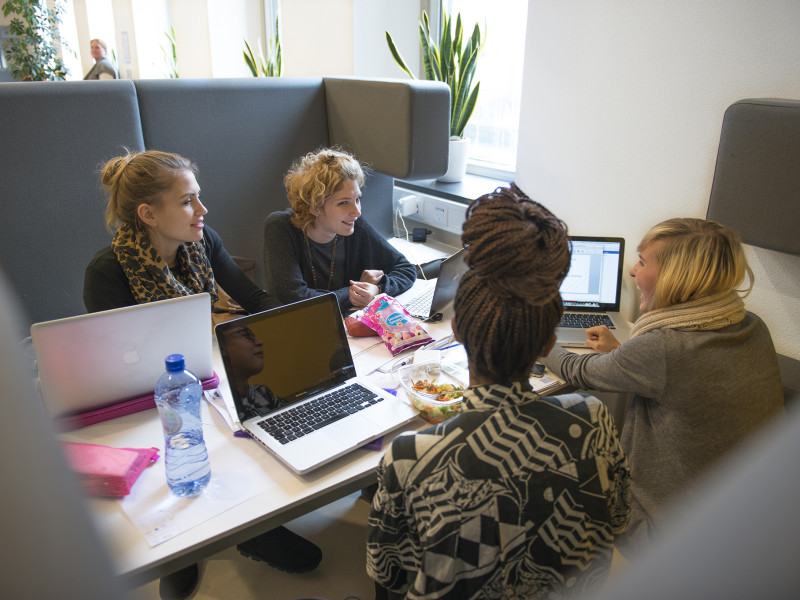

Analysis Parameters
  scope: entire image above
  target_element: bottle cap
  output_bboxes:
[164,354,185,372]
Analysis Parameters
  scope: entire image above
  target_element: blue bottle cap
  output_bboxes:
[164,354,185,372]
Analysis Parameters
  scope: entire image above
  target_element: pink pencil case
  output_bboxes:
[62,442,160,497]
[55,372,220,431]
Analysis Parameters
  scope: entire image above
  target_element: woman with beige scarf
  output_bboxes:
[541,218,784,557]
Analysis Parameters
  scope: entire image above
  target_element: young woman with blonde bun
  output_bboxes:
[83,149,320,600]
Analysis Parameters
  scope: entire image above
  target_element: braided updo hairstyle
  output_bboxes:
[453,184,571,385]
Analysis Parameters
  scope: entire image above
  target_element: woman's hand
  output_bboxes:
[349,280,380,308]
[360,269,384,285]
[585,325,621,353]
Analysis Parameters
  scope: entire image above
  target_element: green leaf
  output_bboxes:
[385,31,414,79]
[453,82,480,138]
[386,8,484,136]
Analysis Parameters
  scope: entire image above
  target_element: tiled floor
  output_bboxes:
[129,491,374,600]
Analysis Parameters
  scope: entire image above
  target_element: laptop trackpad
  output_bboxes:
[318,413,380,445]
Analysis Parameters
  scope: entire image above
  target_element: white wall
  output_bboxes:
[517,0,800,359]
[281,0,354,76]
[354,0,421,78]
[170,0,212,77]
[208,0,263,78]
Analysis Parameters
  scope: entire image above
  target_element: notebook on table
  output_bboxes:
[396,246,468,319]
[30,294,216,429]
[556,236,632,348]
[214,292,419,474]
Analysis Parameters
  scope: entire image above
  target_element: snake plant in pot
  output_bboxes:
[386,9,484,182]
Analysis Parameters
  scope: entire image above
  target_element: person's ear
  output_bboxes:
[137,203,157,227]
[539,334,557,358]
[450,315,462,344]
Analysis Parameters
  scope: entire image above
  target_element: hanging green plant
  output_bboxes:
[244,17,282,77]
[386,9,484,139]
[1,0,68,81]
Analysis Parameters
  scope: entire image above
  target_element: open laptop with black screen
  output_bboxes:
[214,293,419,474]
[555,236,632,347]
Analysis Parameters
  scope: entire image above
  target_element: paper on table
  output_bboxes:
[388,237,452,265]
[204,387,239,433]
[530,374,561,395]
[118,414,273,547]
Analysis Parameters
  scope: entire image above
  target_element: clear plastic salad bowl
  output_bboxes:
[398,361,468,424]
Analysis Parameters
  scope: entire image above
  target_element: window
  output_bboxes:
[442,0,528,178]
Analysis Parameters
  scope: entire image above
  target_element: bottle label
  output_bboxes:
[159,407,182,436]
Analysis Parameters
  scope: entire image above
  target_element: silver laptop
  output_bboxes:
[214,293,419,474]
[31,294,214,419]
[556,237,632,347]
[396,247,468,319]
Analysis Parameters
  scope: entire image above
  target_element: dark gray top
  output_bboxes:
[541,312,784,554]
[263,209,416,310]
[83,56,118,80]
[83,225,279,314]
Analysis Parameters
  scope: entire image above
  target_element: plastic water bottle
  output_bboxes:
[154,354,211,497]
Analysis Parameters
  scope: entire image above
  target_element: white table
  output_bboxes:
[61,316,454,588]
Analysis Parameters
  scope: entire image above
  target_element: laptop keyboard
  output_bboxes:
[403,287,434,315]
[559,313,616,329]
[256,382,384,445]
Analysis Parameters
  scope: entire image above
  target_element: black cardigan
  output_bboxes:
[83,225,279,314]
[263,209,417,310]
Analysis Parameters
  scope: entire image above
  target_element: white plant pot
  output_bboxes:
[438,137,470,183]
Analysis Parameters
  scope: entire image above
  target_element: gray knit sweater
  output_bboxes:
[541,312,784,554]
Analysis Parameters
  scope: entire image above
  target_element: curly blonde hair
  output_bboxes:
[638,217,753,310]
[284,148,366,232]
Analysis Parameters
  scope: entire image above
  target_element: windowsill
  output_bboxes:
[395,172,512,204]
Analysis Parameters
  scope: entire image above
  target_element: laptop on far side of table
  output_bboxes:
[395,246,468,319]
[555,236,632,348]
[214,293,419,474]
[30,294,214,420]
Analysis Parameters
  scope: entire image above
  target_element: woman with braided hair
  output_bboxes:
[541,217,784,558]
[366,184,630,600]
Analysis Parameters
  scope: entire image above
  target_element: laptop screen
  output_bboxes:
[560,237,625,311]
[215,293,354,423]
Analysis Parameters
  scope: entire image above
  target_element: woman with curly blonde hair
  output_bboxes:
[542,217,784,557]
[264,147,416,309]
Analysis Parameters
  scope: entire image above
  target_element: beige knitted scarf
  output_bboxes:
[630,290,746,338]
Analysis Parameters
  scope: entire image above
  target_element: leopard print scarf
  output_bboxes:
[112,223,219,304]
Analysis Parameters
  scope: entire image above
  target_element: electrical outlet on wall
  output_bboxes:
[418,195,467,234]
[431,205,447,226]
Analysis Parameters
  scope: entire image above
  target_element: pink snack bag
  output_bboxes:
[359,294,433,355]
